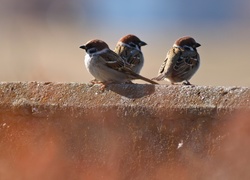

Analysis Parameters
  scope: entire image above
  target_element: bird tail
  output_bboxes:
[151,74,165,81]
[129,70,158,84]
[137,74,159,84]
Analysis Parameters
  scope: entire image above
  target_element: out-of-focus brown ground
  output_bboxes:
[0,111,250,180]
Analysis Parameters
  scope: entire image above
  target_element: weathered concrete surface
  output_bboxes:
[0,82,249,117]
[0,82,249,180]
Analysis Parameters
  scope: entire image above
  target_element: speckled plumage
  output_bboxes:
[152,36,201,85]
[115,34,146,74]
[80,39,158,85]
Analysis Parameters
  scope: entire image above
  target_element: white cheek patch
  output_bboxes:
[84,54,91,69]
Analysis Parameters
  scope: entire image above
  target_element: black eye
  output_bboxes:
[129,42,136,48]
[88,48,97,54]
[183,45,193,51]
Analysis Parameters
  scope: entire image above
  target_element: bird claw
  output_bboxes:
[182,81,191,85]
[124,80,134,84]
[99,81,116,91]
[100,83,107,91]
[182,80,195,87]
[90,79,100,84]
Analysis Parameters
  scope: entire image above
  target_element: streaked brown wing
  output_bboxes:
[115,45,141,66]
[172,49,199,77]
[101,48,158,84]
[127,50,141,66]
[158,57,167,74]
[158,48,180,74]
[99,49,126,70]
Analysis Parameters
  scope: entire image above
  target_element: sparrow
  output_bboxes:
[152,36,201,85]
[79,39,158,86]
[114,34,147,74]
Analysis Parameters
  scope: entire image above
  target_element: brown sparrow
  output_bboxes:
[79,39,158,85]
[152,36,201,85]
[114,34,147,74]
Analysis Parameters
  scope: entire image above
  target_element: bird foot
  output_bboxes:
[89,79,101,84]
[182,81,192,85]
[182,80,195,87]
[124,80,134,84]
[99,81,117,91]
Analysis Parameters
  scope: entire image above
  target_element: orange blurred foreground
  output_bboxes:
[0,110,249,180]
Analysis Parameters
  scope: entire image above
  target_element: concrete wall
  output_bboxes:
[0,82,249,179]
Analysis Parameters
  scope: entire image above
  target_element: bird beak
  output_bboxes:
[139,41,147,46]
[79,45,86,49]
[195,43,201,47]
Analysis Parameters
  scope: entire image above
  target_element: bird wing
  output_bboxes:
[171,48,199,78]
[158,56,168,74]
[152,48,182,81]
[126,50,142,66]
[158,48,180,74]
[173,49,198,71]
[100,49,158,84]
[99,49,126,71]
[115,45,142,67]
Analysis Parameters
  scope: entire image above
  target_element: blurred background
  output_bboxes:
[0,0,249,86]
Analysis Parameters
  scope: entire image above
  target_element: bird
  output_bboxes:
[114,34,147,74]
[152,36,201,85]
[79,39,158,87]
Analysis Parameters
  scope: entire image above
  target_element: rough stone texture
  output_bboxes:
[0,82,249,180]
[0,82,249,116]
